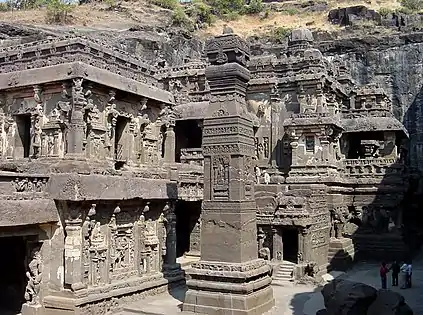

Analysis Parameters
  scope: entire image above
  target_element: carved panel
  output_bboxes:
[13,177,48,193]
[310,229,329,248]
[203,143,254,156]
[178,183,203,201]
[212,155,230,199]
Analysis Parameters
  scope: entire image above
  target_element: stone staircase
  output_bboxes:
[272,260,295,286]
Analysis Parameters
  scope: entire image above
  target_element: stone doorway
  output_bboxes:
[114,116,129,162]
[282,227,298,263]
[175,201,201,258]
[15,114,32,158]
[0,236,27,314]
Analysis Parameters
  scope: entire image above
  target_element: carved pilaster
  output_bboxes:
[64,206,84,291]
[66,78,87,158]
[161,106,176,163]
[31,85,44,158]
[272,226,283,261]
[164,201,177,268]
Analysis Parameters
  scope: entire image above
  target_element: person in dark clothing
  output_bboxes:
[391,261,400,286]
[380,262,389,289]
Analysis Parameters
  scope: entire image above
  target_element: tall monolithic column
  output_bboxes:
[183,33,274,315]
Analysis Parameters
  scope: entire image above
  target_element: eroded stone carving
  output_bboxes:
[24,246,42,305]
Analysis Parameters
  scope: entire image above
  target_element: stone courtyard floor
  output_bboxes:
[120,252,423,315]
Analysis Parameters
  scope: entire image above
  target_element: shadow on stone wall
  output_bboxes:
[326,85,423,275]
[163,181,189,305]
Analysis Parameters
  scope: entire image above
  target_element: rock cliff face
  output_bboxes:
[316,32,423,172]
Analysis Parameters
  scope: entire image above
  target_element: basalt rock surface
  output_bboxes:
[320,279,413,315]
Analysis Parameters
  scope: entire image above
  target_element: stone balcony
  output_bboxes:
[342,158,405,184]
[180,148,203,167]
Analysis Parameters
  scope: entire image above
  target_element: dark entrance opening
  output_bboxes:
[175,201,201,257]
[15,114,31,158]
[114,116,128,162]
[175,120,202,163]
[0,236,27,314]
[282,228,298,263]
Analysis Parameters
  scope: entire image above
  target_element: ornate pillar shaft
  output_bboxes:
[183,33,274,315]
[165,206,177,266]
[64,215,84,290]
[164,124,176,163]
[66,78,86,158]
[272,227,283,261]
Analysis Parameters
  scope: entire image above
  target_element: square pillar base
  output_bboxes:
[22,303,44,315]
[182,259,275,315]
[328,237,355,271]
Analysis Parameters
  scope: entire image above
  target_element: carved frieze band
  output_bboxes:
[191,259,266,273]
[202,143,254,156]
[13,177,48,193]
[0,37,157,86]
[203,125,254,137]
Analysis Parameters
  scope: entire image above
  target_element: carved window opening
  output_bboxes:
[175,120,203,163]
[114,116,129,162]
[305,135,315,153]
[0,236,28,312]
[15,114,31,158]
[346,132,385,159]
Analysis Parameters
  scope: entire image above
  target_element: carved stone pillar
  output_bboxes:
[164,202,177,268]
[66,78,86,158]
[164,124,176,163]
[272,226,283,261]
[299,227,309,263]
[183,33,274,315]
[320,138,330,162]
[135,213,147,276]
[64,208,85,291]
[32,85,43,158]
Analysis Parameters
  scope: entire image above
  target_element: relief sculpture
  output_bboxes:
[24,246,43,305]
[212,155,230,199]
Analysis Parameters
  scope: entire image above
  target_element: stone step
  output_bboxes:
[271,279,295,287]
[276,270,293,275]
[272,262,295,283]
[119,287,187,315]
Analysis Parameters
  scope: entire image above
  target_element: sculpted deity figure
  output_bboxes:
[25,247,43,305]
[330,207,346,239]
[255,166,261,184]
[263,171,270,185]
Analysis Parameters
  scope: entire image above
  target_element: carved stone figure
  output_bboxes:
[25,247,43,305]
[255,166,261,184]
[330,207,346,239]
[263,171,270,185]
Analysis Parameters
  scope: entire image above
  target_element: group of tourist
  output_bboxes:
[380,261,412,289]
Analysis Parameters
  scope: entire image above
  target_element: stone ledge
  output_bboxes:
[48,173,178,201]
[0,199,58,226]
[43,272,184,309]
[0,61,174,104]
